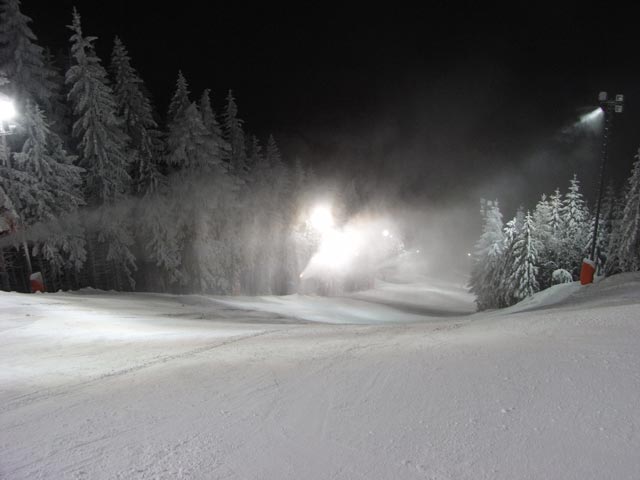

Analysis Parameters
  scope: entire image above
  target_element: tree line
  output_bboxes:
[0,1,334,294]
[469,164,640,310]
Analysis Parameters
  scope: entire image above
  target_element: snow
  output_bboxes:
[1,273,640,479]
[214,275,474,324]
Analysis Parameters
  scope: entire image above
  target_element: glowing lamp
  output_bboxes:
[0,99,16,121]
[310,205,334,233]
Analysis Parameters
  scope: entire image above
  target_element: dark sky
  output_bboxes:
[23,1,640,216]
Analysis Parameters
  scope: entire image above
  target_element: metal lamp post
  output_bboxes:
[582,91,623,284]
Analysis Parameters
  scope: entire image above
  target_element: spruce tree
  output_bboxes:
[223,89,246,173]
[499,213,522,306]
[0,0,55,110]
[532,194,555,289]
[605,187,627,275]
[11,102,83,222]
[110,36,163,195]
[549,188,563,237]
[199,89,230,163]
[166,102,222,173]
[509,211,540,301]
[199,89,224,140]
[559,174,589,276]
[616,152,640,271]
[65,9,135,288]
[587,182,618,272]
[66,9,131,204]
[469,199,505,310]
[167,71,190,123]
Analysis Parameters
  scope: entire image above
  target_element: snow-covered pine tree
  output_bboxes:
[287,157,315,290]
[199,88,229,162]
[532,193,555,289]
[42,48,72,142]
[0,102,85,289]
[10,103,84,275]
[585,183,616,274]
[592,182,617,273]
[559,174,589,277]
[66,10,131,204]
[137,191,183,290]
[0,181,16,289]
[165,74,223,174]
[65,9,135,289]
[223,90,247,174]
[0,0,56,111]
[164,76,232,292]
[605,186,627,276]
[238,135,292,294]
[166,101,222,173]
[499,212,523,307]
[549,188,563,237]
[265,135,282,168]
[245,134,263,172]
[469,199,505,310]
[238,135,265,293]
[264,134,293,293]
[167,70,190,124]
[615,152,640,271]
[110,36,163,196]
[508,211,540,301]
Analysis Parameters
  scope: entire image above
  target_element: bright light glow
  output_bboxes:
[312,228,361,272]
[0,99,16,121]
[467,252,472,257]
[309,205,334,233]
[300,214,406,282]
[579,108,603,125]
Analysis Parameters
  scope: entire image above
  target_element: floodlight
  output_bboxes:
[0,99,16,121]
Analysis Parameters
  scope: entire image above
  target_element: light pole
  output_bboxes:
[583,91,623,283]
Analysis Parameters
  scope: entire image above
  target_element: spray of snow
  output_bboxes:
[300,204,405,282]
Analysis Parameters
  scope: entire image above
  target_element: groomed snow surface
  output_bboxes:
[1,274,639,479]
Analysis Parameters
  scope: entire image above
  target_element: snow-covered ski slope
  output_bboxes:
[1,273,639,479]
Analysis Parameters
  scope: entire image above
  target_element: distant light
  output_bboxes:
[382,229,390,237]
[416,249,420,253]
[309,205,334,233]
[0,99,16,121]
[467,252,471,257]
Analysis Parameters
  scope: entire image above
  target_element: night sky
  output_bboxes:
[23,1,640,215]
